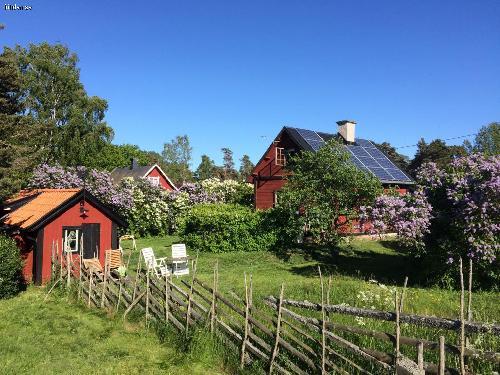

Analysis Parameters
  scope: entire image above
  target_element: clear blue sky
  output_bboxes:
[2,0,499,167]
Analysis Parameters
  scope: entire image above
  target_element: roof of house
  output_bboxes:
[2,188,127,231]
[110,164,177,190]
[282,126,414,185]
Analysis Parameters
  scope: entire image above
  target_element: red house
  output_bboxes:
[249,120,414,211]
[1,189,127,285]
[111,159,177,191]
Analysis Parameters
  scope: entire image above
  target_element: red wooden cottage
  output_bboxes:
[249,120,414,211]
[111,159,177,191]
[1,189,127,285]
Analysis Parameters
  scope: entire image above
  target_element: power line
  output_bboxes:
[394,133,477,149]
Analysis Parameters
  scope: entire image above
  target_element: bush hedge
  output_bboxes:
[0,234,24,299]
[180,204,276,253]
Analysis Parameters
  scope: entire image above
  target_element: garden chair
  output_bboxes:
[171,244,189,276]
[141,247,170,278]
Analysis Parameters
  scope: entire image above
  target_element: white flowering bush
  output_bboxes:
[354,282,396,326]
[200,178,253,206]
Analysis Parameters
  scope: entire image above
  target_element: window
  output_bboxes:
[63,227,81,253]
[275,147,286,166]
[147,176,160,186]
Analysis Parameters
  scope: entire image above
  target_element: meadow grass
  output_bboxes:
[122,235,499,373]
[0,287,234,375]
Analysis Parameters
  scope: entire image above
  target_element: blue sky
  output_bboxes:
[2,0,499,167]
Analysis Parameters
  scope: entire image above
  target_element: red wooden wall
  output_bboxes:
[38,200,114,283]
[146,167,176,191]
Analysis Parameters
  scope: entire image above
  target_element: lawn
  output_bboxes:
[123,235,499,322]
[0,288,230,375]
[122,235,499,373]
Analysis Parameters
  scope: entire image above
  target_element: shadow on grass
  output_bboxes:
[283,241,417,286]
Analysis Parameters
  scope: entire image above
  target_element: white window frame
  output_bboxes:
[63,227,80,253]
[275,147,286,166]
[147,176,160,186]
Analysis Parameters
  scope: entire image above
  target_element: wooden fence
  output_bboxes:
[48,249,499,375]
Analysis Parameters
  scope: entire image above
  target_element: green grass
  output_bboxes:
[0,288,231,375]
[122,235,499,373]
[124,235,499,322]
[3,237,497,374]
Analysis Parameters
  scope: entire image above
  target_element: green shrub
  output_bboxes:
[180,204,276,252]
[0,234,24,299]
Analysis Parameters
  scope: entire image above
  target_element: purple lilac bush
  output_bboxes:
[30,164,133,213]
[360,189,432,250]
[362,154,499,287]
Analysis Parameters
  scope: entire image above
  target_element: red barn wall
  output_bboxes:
[146,167,175,191]
[40,200,114,282]
[14,234,35,283]
[252,132,297,210]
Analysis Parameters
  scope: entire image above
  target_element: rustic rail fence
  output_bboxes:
[47,247,499,375]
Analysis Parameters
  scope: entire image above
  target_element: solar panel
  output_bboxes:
[346,139,412,183]
[291,128,412,184]
[295,128,325,151]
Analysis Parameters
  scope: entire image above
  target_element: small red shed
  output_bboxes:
[1,189,127,285]
[111,159,177,191]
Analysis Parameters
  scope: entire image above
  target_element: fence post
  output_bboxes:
[439,336,445,375]
[209,260,218,333]
[459,258,466,375]
[417,341,424,371]
[240,272,250,369]
[165,272,170,323]
[394,290,400,375]
[319,267,327,375]
[78,237,83,299]
[146,265,150,327]
[101,251,109,308]
[88,269,93,308]
[269,283,284,375]
[186,256,198,336]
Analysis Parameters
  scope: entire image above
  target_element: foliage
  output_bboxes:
[276,139,382,246]
[360,190,433,252]
[464,122,500,156]
[13,42,114,166]
[408,138,467,176]
[194,154,216,181]
[238,154,255,181]
[90,143,165,171]
[0,234,23,299]
[162,135,193,184]
[221,147,237,180]
[363,154,499,288]
[125,179,173,237]
[30,163,133,213]
[180,204,276,252]
[200,178,253,206]
[0,48,46,202]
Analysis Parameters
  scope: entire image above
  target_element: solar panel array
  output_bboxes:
[291,127,412,184]
[294,128,325,151]
[346,140,412,183]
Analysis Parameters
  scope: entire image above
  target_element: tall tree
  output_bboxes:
[409,138,467,175]
[238,154,255,181]
[195,154,216,181]
[276,139,382,245]
[0,47,46,202]
[162,135,193,183]
[465,122,499,156]
[13,42,114,166]
[221,147,237,180]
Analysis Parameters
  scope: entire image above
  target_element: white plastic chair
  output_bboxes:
[171,244,189,276]
[141,247,170,278]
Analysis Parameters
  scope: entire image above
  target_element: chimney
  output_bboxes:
[336,120,356,143]
[130,158,139,170]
